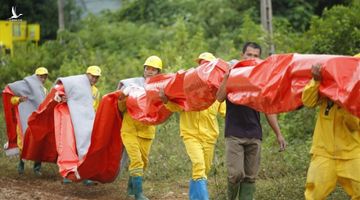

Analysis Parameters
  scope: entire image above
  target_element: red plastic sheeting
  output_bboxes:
[227,54,360,117]
[22,88,58,162]
[22,87,124,182]
[75,91,123,183]
[161,70,187,108]
[126,59,228,124]
[126,74,174,125]
[183,59,228,110]
[2,86,18,150]
[54,102,79,177]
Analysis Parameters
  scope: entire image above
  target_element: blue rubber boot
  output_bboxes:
[189,179,209,200]
[17,160,25,174]
[83,179,97,186]
[127,176,134,196]
[132,176,149,200]
[62,178,72,184]
[33,162,42,176]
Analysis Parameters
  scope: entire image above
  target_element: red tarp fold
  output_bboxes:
[227,54,360,117]
[22,88,124,182]
[2,86,19,151]
[22,88,58,162]
[183,58,228,110]
[126,74,174,125]
[54,101,79,177]
[126,58,228,124]
[75,91,123,183]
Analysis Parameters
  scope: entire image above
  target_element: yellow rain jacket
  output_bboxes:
[91,85,100,111]
[165,101,225,179]
[118,99,156,139]
[118,98,156,176]
[302,79,360,159]
[11,87,48,105]
[303,79,360,200]
[165,101,226,143]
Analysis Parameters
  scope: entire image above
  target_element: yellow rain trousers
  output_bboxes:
[119,99,156,177]
[302,79,360,200]
[166,101,225,179]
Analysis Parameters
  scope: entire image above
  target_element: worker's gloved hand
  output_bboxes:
[54,92,61,102]
[3,142,8,150]
[54,92,67,103]
[122,86,132,96]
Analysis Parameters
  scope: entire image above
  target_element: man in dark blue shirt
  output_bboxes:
[216,42,287,200]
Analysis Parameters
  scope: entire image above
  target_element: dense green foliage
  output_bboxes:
[1,0,359,199]
[306,4,360,55]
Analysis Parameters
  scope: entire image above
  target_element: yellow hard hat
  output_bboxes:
[35,67,48,75]
[144,56,162,70]
[197,52,216,63]
[354,53,360,58]
[86,65,101,76]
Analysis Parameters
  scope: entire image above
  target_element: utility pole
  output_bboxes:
[260,0,275,55]
[58,0,65,31]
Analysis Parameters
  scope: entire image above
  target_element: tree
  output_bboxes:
[306,3,360,55]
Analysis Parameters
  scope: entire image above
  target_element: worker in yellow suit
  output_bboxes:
[302,60,360,199]
[159,52,226,200]
[11,67,48,176]
[61,65,101,186]
[118,56,162,200]
[86,66,101,111]
[57,66,101,110]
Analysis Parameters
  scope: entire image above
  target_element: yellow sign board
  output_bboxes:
[0,20,40,55]
[27,24,40,41]
[0,21,13,54]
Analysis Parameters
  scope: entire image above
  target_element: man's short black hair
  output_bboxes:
[242,42,262,56]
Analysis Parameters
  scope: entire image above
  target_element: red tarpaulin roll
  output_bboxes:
[126,59,228,124]
[227,54,360,117]
[162,70,187,108]
[2,86,19,152]
[22,88,58,162]
[183,58,228,111]
[54,102,79,177]
[23,88,124,182]
[126,74,173,125]
[75,91,124,183]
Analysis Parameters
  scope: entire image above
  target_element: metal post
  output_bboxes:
[261,0,275,55]
[58,0,65,31]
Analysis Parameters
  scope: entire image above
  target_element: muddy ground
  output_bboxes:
[0,163,189,200]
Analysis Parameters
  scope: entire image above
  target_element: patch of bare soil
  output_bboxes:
[0,174,188,200]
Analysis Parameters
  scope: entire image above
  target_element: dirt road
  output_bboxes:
[0,172,188,200]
